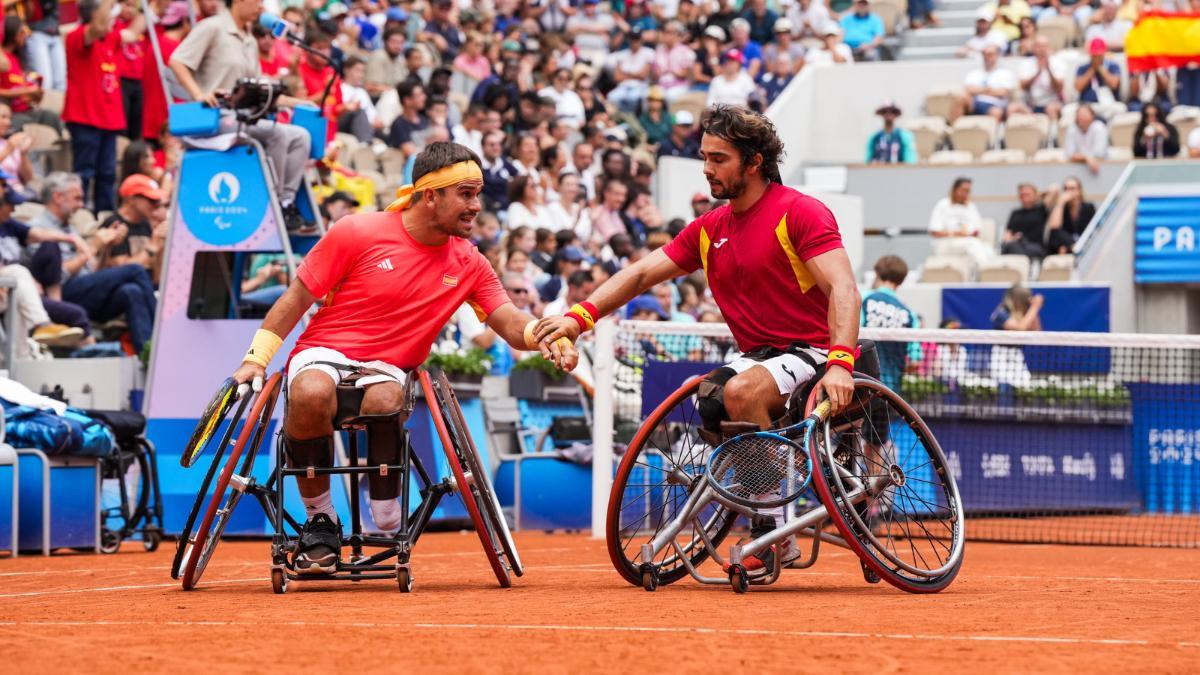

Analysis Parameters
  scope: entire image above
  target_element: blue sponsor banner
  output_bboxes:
[178,148,271,246]
[1135,196,1200,284]
[641,359,722,421]
[1128,384,1200,514]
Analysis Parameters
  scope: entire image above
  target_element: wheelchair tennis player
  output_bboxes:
[535,105,865,579]
[231,142,576,574]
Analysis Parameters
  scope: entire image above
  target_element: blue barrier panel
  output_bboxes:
[1135,196,1200,283]
[0,463,13,553]
[495,458,590,531]
[1129,384,1200,514]
[641,359,723,421]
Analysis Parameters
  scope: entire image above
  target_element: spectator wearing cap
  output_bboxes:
[627,293,670,321]
[65,0,144,214]
[0,185,87,350]
[608,28,656,113]
[707,49,757,106]
[1012,36,1066,123]
[952,44,1016,123]
[28,172,157,352]
[0,103,34,199]
[840,0,885,61]
[99,174,167,277]
[758,52,796,106]
[538,245,587,303]
[657,109,700,158]
[1085,1,1132,52]
[866,100,917,164]
[957,9,1008,58]
[322,191,360,225]
[366,26,409,97]
[691,25,727,90]
[983,0,1031,42]
[567,0,617,66]
[1064,104,1109,174]
[729,18,764,78]
[653,21,695,102]
[480,129,518,211]
[419,0,465,62]
[1075,38,1123,120]
[740,0,780,45]
[806,22,853,66]
[763,18,806,73]
[787,0,832,39]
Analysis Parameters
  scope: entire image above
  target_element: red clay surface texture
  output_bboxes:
[1,533,1198,674]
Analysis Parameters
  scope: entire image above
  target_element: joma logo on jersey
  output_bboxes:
[442,274,458,287]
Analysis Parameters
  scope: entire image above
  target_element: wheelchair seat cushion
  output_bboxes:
[85,409,148,439]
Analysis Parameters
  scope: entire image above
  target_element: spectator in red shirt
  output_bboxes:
[114,0,148,140]
[254,22,288,78]
[297,28,343,143]
[64,0,144,213]
[0,16,60,132]
[141,0,189,142]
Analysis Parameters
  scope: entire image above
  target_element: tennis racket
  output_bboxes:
[704,399,832,509]
[180,378,240,468]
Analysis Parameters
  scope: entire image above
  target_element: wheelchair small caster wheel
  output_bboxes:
[397,567,413,593]
[729,565,749,594]
[271,568,288,594]
[143,530,162,552]
[640,565,659,592]
[100,528,121,554]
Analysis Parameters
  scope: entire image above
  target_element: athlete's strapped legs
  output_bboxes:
[359,382,406,531]
[284,370,340,574]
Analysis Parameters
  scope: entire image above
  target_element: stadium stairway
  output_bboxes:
[899,0,986,60]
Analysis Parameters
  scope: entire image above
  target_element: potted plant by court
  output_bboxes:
[509,354,579,400]
[424,347,491,396]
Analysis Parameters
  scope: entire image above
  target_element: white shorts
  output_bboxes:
[726,346,828,401]
[287,347,407,393]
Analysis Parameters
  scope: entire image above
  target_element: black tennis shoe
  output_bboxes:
[294,513,341,574]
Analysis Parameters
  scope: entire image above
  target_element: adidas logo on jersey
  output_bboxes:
[377,259,394,271]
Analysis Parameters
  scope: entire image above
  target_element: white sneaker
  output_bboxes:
[780,535,804,567]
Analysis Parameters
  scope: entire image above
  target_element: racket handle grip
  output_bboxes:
[812,399,833,420]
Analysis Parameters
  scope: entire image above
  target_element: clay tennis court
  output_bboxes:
[2,532,1197,673]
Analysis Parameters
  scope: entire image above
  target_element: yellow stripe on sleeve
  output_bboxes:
[774,214,816,293]
[698,226,711,281]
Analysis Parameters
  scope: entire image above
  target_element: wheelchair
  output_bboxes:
[171,366,522,593]
[606,340,966,594]
[89,410,165,554]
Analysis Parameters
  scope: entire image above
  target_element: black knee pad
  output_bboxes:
[285,435,333,468]
[697,367,737,434]
[365,416,404,500]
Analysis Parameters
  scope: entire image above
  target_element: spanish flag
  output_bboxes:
[1125,11,1200,73]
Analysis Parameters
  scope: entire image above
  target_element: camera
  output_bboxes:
[224,78,289,122]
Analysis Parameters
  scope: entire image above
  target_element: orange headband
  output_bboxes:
[384,161,484,211]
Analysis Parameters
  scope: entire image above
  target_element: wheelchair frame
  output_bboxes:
[175,367,520,593]
[99,434,165,554]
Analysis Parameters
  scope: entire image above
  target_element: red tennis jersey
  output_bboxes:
[662,183,844,351]
[293,212,510,370]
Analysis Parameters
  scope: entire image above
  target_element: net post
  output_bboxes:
[591,318,617,539]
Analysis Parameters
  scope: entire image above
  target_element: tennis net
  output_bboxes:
[589,321,1200,548]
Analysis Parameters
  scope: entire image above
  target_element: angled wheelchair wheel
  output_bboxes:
[607,376,738,588]
[171,392,253,579]
[181,373,283,591]
[807,378,965,594]
[430,369,523,577]
[418,370,513,588]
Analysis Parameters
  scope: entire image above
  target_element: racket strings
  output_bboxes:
[708,434,810,506]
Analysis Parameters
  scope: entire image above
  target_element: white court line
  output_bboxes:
[0,578,262,599]
[0,547,579,578]
[0,619,1191,649]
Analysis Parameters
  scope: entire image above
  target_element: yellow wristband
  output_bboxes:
[568,303,596,330]
[827,349,855,364]
[523,319,539,350]
[243,329,283,368]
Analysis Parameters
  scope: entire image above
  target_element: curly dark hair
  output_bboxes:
[700,104,786,184]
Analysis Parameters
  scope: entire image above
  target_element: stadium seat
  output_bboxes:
[1107,111,1142,148]
[928,149,973,165]
[1166,106,1200,155]
[358,169,388,208]
[379,148,407,177]
[69,209,99,237]
[350,145,379,173]
[670,91,707,122]
[871,0,905,35]
[1033,148,1067,163]
[1039,253,1075,281]
[1108,146,1133,162]
[1057,102,1079,147]
[1004,113,1050,157]
[1038,16,1079,50]
[979,217,999,248]
[924,87,960,120]
[39,89,64,116]
[978,254,1031,283]
[920,255,972,283]
[902,116,948,160]
[950,115,997,158]
[980,149,1027,164]
[13,202,46,223]
[334,132,361,155]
